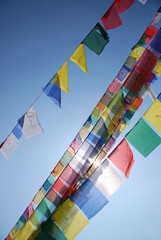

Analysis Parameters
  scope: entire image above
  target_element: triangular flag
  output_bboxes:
[108,138,135,178]
[83,23,109,55]
[101,2,123,30]
[116,0,135,13]
[22,106,44,140]
[43,80,61,107]
[144,98,161,134]
[69,44,88,74]
[0,133,19,159]
[51,61,69,95]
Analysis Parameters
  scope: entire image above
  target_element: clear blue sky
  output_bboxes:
[0,0,161,239]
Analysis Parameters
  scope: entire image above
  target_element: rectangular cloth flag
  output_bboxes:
[83,23,109,55]
[12,116,24,139]
[69,44,88,73]
[115,65,131,82]
[108,138,135,178]
[126,118,161,157]
[43,79,61,108]
[101,2,123,30]
[34,217,67,240]
[51,61,69,95]
[115,0,135,13]
[153,59,161,76]
[150,28,161,55]
[150,7,161,26]
[144,97,161,134]
[0,133,19,159]
[52,198,89,240]
[89,158,125,199]
[22,106,43,140]
[70,179,108,220]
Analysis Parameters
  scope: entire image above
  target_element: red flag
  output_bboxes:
[144,25,158,44]
[101,2,123,30]
[115,0,135,13]
[108,138,135,178]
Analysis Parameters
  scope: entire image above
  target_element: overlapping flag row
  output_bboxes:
[5,6,161,239]
[0,0,153,160]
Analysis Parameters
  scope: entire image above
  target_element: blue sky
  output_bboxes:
[0,0,161,239]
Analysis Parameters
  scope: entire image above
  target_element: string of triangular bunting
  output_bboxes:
[1,0,155,160]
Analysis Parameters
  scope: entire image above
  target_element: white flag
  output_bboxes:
[150,12,161,26]
[22,106,43,140]
[0,133,19,159]
[89,158,125,199]
[138,0,147,4]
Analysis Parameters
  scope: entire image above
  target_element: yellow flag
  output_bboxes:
[144,99,161,134]
[32,187,45,206]
[69,44,88,74]
[14,221,35,240]
[130,46,144,60]
[51,61,69,95]
[153,59,161,76]
[52,199,89,240]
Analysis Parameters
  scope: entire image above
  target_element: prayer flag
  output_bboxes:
[83,23,109,55]
[115,65,131,82]
[116,0,135,13]
[52,199,89,240]
[144,98,161,134]
[12,116,24,139]
[89,158,125,199]
[106,78,122,96]
[130,47,145,60]
[150,7,161,26]
[70,179,108,220]
[153,59,161,76]
[69,44,88,73]
[126,118,161,157]
[134,49,158,77]
[108,139,134,178]
[138,0,147,4]
[34,217,67,240]
[22,106,43,140]
[0,133,19,159]
[101,2,123,30]
[51,62,69,95]
[43,80,61,107]
[123,69,147,93]
[150,28,161,54]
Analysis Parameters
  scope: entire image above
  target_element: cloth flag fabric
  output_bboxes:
[51,199,89,240]
[0,133,19,159]
[70,179,108,220]
[89,158,125,199]
[150,28,161,55]
[108,138,135,178]
[144,98,161,134]
[126,118,161,157]
[34,217,67,240]
[115,65,131,82]
[69,44,88,73]
[43,80,61,107]
[101,2,123,30]
[12,116,25,139]
[51,61,69,95]
[153,59,161,76]
[116,0,135,13]
[150,7,161,26]
[83,23,109,55]
[22,106,43,140]
[138,0,147,4]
